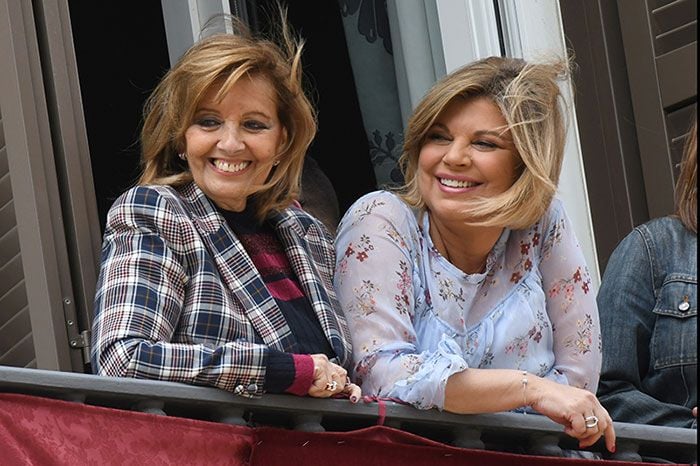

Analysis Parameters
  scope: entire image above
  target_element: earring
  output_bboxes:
[272,160,280,166]
[178,153,187,160]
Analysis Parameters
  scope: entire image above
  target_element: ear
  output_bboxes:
[513,152,525,174]
[274,126,289,166]
[279,126,289,153]
[175,137,188,156]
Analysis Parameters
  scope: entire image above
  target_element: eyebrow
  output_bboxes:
[193,107,273,120]
[430,123,513,142]
[474,129,513,142]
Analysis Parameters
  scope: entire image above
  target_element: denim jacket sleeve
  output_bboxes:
[597,223,696,428]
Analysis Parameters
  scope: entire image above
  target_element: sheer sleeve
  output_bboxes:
[334,192,468,409]
[537,199,602,392]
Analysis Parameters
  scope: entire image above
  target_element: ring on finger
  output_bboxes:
[584,415,599,429]
[325,380,338,391]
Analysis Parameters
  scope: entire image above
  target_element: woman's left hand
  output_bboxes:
[530,377,616,452]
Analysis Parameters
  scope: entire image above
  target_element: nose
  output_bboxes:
[442,141,472,166]
[216,122,245,153]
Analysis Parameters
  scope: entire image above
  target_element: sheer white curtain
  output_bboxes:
[337,0,500,187]
[338,0,404,186]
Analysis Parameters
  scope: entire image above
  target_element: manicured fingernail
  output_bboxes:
[350,396,358,403]
[611,444,616,453]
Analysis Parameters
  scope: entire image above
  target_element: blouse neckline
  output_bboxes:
[419,210,511,282]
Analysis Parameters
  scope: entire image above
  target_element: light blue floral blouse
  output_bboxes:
[334,191,601,410]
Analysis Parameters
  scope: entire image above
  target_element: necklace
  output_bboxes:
[430,215,488,274]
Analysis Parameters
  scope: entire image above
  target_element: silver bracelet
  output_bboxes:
[521,370,529,413]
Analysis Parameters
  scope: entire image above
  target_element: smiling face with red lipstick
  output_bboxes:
[138,28,317,221]
[417,96,520,224]
[184,75,286,212]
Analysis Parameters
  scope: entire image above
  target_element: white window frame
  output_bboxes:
[160,0,234,66]
[427,0,601,285]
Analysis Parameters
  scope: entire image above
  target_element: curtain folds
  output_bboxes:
[0,393,673,466]
[338,0,405,186]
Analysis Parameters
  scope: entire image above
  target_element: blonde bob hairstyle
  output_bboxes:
[398,56,570,229]
[138,12,316,220]
[674,116,697,233]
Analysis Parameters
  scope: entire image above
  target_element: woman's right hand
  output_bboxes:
[529,377,616,453]
[307,354,361,402]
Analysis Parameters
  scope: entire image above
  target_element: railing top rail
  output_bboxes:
[0,365,695,462]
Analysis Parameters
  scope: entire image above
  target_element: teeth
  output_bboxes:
[439,178,478,188]
[213,159,250,173]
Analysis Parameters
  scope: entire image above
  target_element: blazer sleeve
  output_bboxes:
[91,186,269,397]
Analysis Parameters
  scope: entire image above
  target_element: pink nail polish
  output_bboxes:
[611,444,616,453]
[350,396,358,403]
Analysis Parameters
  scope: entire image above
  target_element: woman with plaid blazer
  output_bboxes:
[92,13,358,401]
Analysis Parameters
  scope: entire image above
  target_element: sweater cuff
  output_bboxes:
[264,350,296,393]
[285,354,314,396]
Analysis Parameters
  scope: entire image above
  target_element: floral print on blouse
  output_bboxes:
[334,191,602,410]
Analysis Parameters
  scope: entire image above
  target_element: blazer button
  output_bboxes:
[234,385,245,395]
[247,383,258,393]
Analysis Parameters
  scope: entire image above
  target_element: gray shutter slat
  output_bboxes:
[0,112,35,367]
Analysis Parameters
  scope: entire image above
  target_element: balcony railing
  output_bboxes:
[0,365,695,464]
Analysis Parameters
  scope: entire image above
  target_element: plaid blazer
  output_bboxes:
[92,182,352,397]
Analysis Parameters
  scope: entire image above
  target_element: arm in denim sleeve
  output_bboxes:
[92,187,269,396]
[538,199,602,392]
[334,192,468,410]
[597,229,695,427]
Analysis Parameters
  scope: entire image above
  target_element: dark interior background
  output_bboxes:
[67,1,171,231]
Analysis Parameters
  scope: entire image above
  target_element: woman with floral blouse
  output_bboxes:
[334,56,615,452]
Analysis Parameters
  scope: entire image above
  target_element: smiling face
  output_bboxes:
[184,75,286,212]
[417,95,519,223]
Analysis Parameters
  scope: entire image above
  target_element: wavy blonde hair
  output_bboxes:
[138,10,316,220]
[398,56,570,229]
[674,116,697,233]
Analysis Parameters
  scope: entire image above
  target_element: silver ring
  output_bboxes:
[325,380,338,391]
[585,415,599,429]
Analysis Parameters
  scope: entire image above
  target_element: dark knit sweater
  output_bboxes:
[218,203,334,394]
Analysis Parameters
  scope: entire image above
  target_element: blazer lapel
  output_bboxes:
[179,183,295,352]
[271,210,352,367]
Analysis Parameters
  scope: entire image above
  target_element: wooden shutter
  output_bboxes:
[0,114,35,367]
[618,0,697,219]
[0,0,99,371]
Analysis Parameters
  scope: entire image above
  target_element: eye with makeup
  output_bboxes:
[425,129,452,144]
[193,115,222,129]
[472,139,500,151]
[243,119,270,132]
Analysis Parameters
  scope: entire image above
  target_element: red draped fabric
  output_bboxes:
[0,393,688,466]
[251,426,672,466]
[0,393,253,465]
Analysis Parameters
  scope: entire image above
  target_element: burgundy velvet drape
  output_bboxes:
[0,394,687,466]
